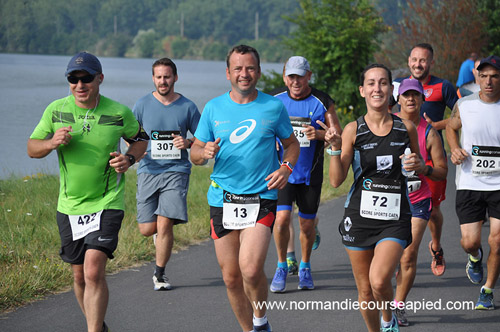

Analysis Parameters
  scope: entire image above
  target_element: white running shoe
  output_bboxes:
[153,274,172,291]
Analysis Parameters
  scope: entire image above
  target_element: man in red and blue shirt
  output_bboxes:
[393,43,458,278]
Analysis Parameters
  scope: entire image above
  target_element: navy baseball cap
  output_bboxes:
[65,52,102,76]
[477,55,500,71]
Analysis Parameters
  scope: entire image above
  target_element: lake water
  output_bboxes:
[0,53,282,178]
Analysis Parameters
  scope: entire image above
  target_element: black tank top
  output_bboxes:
[345,114,412,221]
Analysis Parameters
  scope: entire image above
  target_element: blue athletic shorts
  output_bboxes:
[410,197,432,221]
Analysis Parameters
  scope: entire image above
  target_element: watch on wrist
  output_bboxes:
[125,153,136,166]
[281,161,293,173]
[425,165,433,177]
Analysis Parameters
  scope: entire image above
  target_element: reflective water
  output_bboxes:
[0,53,282,178]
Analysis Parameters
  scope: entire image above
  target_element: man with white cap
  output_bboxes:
[447,55,500,310]
[28,52,148,332]
[270,56,342,292]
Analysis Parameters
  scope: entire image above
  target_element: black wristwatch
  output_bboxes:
[425,165,433,177]
[125,153,136,166]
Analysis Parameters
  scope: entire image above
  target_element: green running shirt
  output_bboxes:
[30,95,139,215]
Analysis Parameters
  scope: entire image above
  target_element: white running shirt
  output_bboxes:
[455,93,500,190]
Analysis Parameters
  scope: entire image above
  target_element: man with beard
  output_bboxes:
[393,43,458,277]
[132,58,200,291]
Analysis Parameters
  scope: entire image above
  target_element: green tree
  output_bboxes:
[0,0,300,58]
[285,0,387,124]
[131,29,158,58]
[0,0,36,53]
[381,0,488,84]
[479,0,500,55]
[202,42,229,60]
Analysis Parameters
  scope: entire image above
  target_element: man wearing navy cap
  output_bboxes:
[447,55,500,310]
[28,52,148,332]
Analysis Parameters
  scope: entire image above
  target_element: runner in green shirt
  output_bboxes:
[28,52,148,332]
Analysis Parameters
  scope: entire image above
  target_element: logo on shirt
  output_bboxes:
[215,120,230,127]
[472,146,480,156]
[224,191,232,202]
[424,89,433,98]
[363,179,373,190]
[344,216,352,232]
[230,119,256,144]
[361,143,378,150]
[377,155,393,171]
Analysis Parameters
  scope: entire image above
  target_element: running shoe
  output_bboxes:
[270,267,287,293]
[312,226,321,250]
[380,314,399,332]
[298,268,314,290]
[394,308,409,327]
[475,287,494,310]
[102,321,109,332]
[253,321,272,331]
[287,257,298,275]
[153,274,172,291]
[466,248,483,284]
[428,241,445,276]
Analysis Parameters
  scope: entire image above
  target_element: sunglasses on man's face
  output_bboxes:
[67,74,96,84]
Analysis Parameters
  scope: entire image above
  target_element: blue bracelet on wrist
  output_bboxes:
[326,147,341,156]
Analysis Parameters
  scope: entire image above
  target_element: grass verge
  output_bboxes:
[0,155,351,312]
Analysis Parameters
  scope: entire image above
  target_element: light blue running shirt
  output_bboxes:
[194,91,293,207]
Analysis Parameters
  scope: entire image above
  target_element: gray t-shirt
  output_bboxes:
[133,93,200,175]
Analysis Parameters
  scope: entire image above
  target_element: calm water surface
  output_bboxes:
[0,53,282,178]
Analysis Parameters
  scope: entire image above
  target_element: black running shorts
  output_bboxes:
[456,190,500,225]
[56,209,124,264]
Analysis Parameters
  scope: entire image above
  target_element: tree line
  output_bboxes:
[263,0,500,125]
[0,0,298,62]
[2,0,500,124]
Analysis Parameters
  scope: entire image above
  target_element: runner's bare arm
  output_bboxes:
[446,103,467,165]
[27,126,73,158]
[402,118,426,175]
[266,133,299,190]
[425,127,448,181]
[190,137,220,165]
[317,119,352,188]
[308,103,342,142]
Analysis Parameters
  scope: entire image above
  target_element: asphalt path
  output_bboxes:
[1,164,498,331]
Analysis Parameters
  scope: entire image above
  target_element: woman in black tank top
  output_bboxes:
[318,64,426,332]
